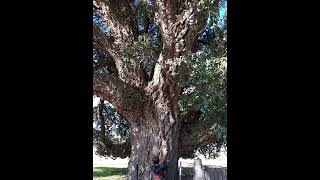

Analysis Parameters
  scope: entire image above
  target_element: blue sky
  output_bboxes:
[218,1,227,27]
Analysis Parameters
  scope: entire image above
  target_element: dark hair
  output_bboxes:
[152,155,160,164]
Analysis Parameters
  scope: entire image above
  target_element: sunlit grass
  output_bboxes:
[93,175,126,180]
[93,167,127,177]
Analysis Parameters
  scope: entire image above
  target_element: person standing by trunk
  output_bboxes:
[150,155,168,180]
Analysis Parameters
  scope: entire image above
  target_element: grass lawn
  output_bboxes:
[93,175,126,180]
[93,167,127,179]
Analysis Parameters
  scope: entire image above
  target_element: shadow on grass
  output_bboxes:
[93,167,128,177]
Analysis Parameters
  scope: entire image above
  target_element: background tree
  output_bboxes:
[93,0,227,179]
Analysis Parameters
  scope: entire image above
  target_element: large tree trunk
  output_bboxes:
[127,60,181,179]
[127,114,180,180]
[94,71,216,179]
[93,1,216,179]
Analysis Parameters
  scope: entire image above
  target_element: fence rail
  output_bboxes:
[179,159,227,180]
[203,167,227,180]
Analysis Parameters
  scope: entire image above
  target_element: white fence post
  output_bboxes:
[179,161,182,180]
[193,158,204,180]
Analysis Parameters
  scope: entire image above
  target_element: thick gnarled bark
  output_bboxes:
[93,0,138,48]
[127,93,180,180]
[93,0,146,87]
[93,25,115,52]
[93,75,144,124]
[92,1,218,179]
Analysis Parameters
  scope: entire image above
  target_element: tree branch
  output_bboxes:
[147,0,207,94]
[93,1,151,87]
[93,0,138,49]
[93,24,146,87]
[98,99,108,149]
[155,0,207,57]
[94,100,132,158]
[178,110,216,157]
[93,74,144,124]
[93,24,115,52]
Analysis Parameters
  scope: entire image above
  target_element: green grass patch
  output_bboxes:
[93,167,128,177]
[181,167,194,176]
[93,175,126,180]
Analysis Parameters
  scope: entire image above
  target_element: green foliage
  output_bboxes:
[93,167,128,177]
[93,49,116,76]
[122,34,160,81]
[179,28,227,155]
[198,138,226,158]
[180,54,226,122]
[122,34,160,63]
[93,101,131,159]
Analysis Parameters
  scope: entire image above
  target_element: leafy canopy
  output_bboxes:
[93,0,227,159]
